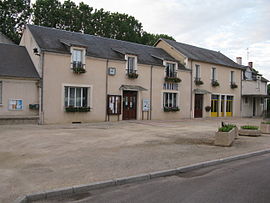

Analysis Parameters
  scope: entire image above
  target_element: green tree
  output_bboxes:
[32,0,61,28]
[0,0,31,44]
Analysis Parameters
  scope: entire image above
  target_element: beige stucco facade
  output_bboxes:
[156,40,242,118]
[0,77,39,116]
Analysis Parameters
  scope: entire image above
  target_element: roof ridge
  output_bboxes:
[28,24,161,50]
[161,38,222,54]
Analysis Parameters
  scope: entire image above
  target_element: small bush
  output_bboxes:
[241,125,259,130]
[218,124,236,132]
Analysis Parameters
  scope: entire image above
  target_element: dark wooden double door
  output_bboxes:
[123,91,137,120]
[194,94,203,118]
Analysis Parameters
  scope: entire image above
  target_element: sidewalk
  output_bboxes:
[0,118,269,202]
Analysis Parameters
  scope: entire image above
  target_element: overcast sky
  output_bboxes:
[50,0,270,79]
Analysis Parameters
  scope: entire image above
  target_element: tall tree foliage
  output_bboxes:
[1,0,175,45]
[0,0,31,43]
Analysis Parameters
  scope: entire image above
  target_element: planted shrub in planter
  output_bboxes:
[164,107,180,112]
[205,106,211,112]
[239,125,261,137]
[211,80,220,87]
[215,124,237,147]
[261,121,270,134]
[230,83,238,89]
[65,106,91,112]
[165,77,181,83]
[72,61,86,74]
[127,72,139,79]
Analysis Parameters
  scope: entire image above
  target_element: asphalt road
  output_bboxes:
[41,153,270,203]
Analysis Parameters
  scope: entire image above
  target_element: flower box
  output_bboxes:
[65,106,90,112]
[73,67,86,74]
[260,122,270,134]
[165,77,181,83]
[215,127,236,147]
[127,72,139,79]
[239,125,261,137]
[163,107,180,112]
[211,80,220,87]
[194,78,204,86]
[230,83,238,89]
[72,61,86,74]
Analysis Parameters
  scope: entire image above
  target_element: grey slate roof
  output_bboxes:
[160,38,243,69]
[27,25,178,67]
[0,43,40,79]
[0,32,14,44]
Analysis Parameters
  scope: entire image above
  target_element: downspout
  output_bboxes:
[39,51,45,125]
[105,59,109,121]
[150,65,153,120]
[190,60,193,119]
[240,70,243,116]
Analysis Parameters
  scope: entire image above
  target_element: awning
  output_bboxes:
[193,88,211,94]
[119,85,148,91]
[242,94,270,98]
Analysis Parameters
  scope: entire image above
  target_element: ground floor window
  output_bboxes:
[64,86,88,107]
[226,96,233,117]
[107,95,121,115]
[211,95,219,117]
[163,92,178,108]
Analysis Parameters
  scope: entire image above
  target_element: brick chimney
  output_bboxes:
[248,62,253,68]
[236,57,242,65]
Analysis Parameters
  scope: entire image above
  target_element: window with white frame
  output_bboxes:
[0,81,2,104]
[211,67,217,81]
[64,86,89,107]
[71,48,85,69]
[195,64,200,80]
[127,56,136,73]
[163,92,178,108]
[166,63,177,77]
[230,71,235,83]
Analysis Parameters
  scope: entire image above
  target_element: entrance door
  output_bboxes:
[194,94,203,118]
[123,91,137,120]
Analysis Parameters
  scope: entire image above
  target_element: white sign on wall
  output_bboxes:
[9,99,23,110]
[142,99,150,112]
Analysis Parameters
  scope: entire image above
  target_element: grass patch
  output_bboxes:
[241,125,259,130]
[262,121,270,124]
[218,124,236,132]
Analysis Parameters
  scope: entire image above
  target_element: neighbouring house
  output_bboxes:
[236,58,269,117]
[20,25,193,124]
[155,38,243,118]
[0,43,40,124]
[0,32,14,44]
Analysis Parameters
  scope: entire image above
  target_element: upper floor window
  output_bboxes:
[195,64,200,79]
[230,71,235,83]
[211,67,217,81]
[166,62,177,78]
[126,56,137,74]
[0,81,2,105]
[71,48,85,69]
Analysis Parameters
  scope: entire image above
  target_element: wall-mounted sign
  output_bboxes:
[108,67,116,76]
[9,99,23,110]
[142,99,150,112]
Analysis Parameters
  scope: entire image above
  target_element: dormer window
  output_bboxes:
[71,47,86,74]
[164,62,181,83]
[166,62,177,78]
[126,55,138,79]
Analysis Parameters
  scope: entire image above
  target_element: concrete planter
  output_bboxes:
[239,129,261,137]
[215,127,236,147]
[260,123,270,134]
